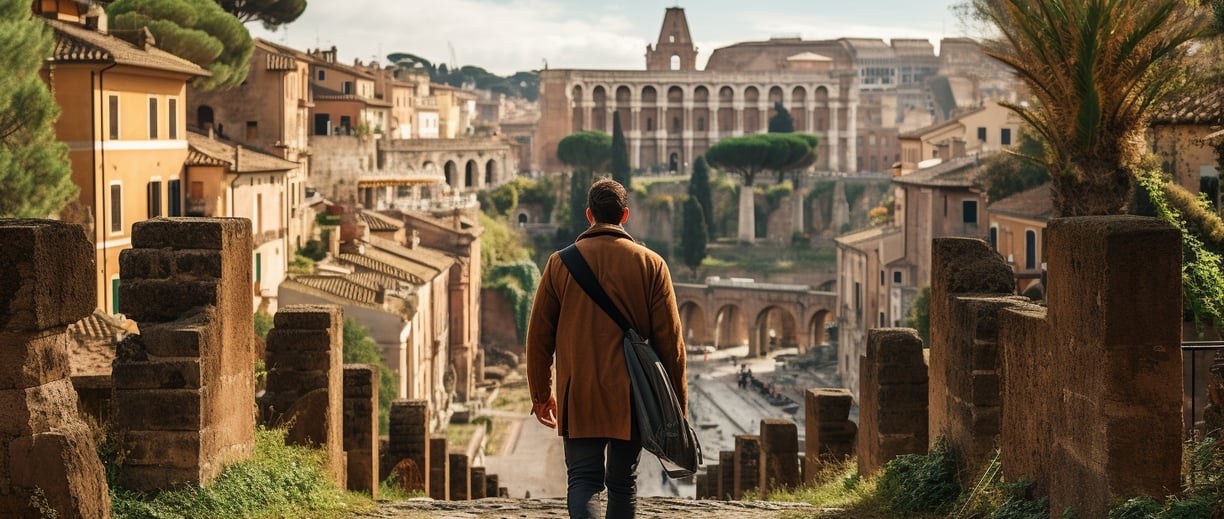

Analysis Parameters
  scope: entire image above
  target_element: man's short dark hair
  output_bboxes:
[587,178,628,224]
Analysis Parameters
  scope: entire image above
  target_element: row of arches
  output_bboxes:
[678,301,832,357]
[572,84,836,105]
[430,158,500,190]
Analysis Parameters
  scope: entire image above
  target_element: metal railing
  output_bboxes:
[1182,341,1224,437]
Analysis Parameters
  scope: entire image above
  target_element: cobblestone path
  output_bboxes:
[353,496,835,518]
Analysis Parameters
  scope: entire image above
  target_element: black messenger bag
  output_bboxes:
[559,244,702,478]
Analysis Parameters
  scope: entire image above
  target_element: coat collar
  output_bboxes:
[576,223,634,242]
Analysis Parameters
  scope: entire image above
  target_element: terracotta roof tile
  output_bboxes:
[1152,85,1224,125]
[358,211,402,232]
[891,154,989,188]
[988,184,1054,221]
[337,252,428,284]
[186,131,299,173]
[292,275,379,305]
[46,19,209,77]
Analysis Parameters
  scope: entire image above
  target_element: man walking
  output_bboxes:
[527,179,687,519]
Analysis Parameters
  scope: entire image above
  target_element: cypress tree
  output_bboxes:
[611,111,631,188]
[0,0,77,218]
[680,196,709,278]
[689,156,715,237]
[769,101,795,133]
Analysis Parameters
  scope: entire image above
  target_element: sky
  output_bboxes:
[250,1,969,76]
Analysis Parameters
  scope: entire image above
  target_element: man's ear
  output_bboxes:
[586,208,594,224]
[619,208,629,224]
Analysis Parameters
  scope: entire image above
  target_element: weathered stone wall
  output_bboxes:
[480,287,521,354]
[262,305,346,487]
[758,419,800,495]
[386,400,430,494]
[857,328,927,476]
[0,220,110,518]
[731,435,760,500]
[804,388,855,481]
[999,216,1182,518]
[344,364,379,497]
[929,238,1025,478]
[114,218,255,491]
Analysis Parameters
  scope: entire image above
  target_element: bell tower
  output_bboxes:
[645,7,698,71]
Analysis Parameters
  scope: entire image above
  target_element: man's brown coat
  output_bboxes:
[526,223,687,440]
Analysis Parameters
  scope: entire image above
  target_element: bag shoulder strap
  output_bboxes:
[558,244,632,333]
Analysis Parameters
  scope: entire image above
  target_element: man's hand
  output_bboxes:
[532,396,558,429]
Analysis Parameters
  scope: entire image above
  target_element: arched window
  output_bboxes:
[670,55,680,70]
[198,105,214,130]
[697,117,705,131]
[989,226,998,250]
[672,117,681,132]
[646,118,654,132]
[517,213,528,227]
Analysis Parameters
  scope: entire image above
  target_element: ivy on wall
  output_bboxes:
[484,261,541,342]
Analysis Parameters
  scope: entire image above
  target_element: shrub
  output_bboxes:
[876,438,960,515]
[253,311,273,340]
[110,428,352,518]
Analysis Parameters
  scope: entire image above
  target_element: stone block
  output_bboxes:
[118,279,219,323]
[470,466,486,499]
[136,318,213,358]
[485,474,498,500]
[120,430,201,468]
[805,388,855,478]
[759,419,800,495]
[695,472,709,499]
[8,423,110,519]
[732,434,760,500]
[344,365,378,497]
[111,360,201,390]
[449,453,470,500]
[718,451,734,499]
[858,328,927,477]
[0,330,72,391]
[0,220,94,333]
[112,389,202,431]
[0,379,84,437]
[273,305,342,330]
[429,438,449,500]
[129,217,252,251]
[707,464,721,500]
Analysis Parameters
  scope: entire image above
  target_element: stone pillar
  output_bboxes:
[262,305,346,488]
[706,464,721,500]
[929,238,1025,480]
[429,438,449,500]
[695,472,710,499]
[737,185,755,244]
[846,101,858,172]
[387,399,430,494]
[0,220,110,518]
[731,434,760,499]
[805,388,856,481]
[114,217,255,491]
[344,364,379,497]
[758,419,800,495]
[828,102,840,171]
[1000,216,1182,518]
[732,102,744,137]
[485,473,498,499]
[449,453,470,499]
[857,328,928,477]
[470,466,487,499]
[718,451,734,499]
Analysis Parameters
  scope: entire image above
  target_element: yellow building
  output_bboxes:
[986,184,1052,295]
[898,102,1020,174]
[39,4,210,313]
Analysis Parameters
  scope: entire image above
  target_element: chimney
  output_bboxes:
[936,141,951,161]
[327,228,340,257]
[137,27,156,50]
[451,208,461,230]
[409,229,420,249]
[84,2,108,33]
[233,145,242,172]
[951,138,967,159]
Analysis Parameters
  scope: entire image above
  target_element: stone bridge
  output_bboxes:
[674,278,836,357]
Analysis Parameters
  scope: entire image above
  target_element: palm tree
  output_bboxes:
[975,0,1211,216]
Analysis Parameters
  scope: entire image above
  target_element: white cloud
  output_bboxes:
[251,0,651,74]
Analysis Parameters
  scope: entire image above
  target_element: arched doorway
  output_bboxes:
[444,161,457,189]
[751,305,797,357]
[485,159,496,186]
[713,304,748,350]
[679,301,709,347]
[465,160,477,188]
[198,105,215,131]
[668,152,679,173]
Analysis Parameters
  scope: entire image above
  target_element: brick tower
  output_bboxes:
[646,7,698,71]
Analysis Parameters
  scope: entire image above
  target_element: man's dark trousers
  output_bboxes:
[564,436,642,519]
